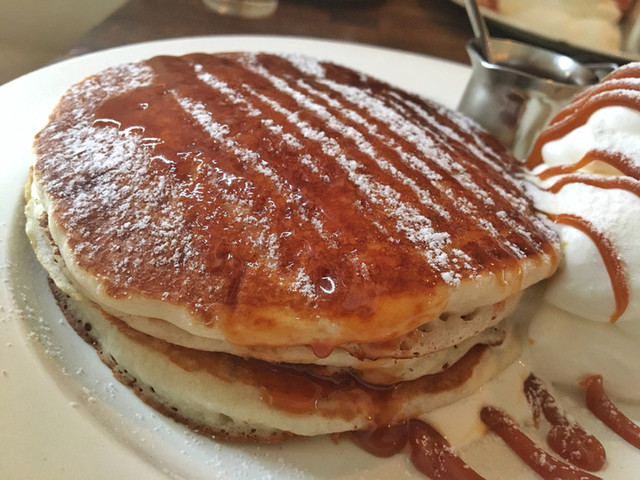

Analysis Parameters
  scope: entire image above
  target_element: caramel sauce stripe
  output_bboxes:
[165,64,349,303]
[176,53,449,307]
[545,173,640,196]
[188,54,462,304]
[235,55,464,272]
[228,66,440,250]
[528,81,640,169]
[192,65,343,251]
[183,52,555,287]
[253,55,543,268]
[376,87,547,259]
[549,213,629,323]
[554,77,640,125]
[172,94,300,261]
[296,78,453,224]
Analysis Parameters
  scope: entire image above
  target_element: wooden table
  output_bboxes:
[67,0,475,65]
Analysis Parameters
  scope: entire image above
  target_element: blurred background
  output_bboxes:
[2,0,637,87]
[0,0,125,84]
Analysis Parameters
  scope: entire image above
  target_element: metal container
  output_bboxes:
[458,38,615,159]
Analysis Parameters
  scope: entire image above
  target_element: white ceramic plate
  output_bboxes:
[1,35,638,480]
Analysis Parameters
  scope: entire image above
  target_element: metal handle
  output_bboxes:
[463,0,494,64]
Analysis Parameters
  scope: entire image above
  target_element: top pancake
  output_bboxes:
[32,52,559,348]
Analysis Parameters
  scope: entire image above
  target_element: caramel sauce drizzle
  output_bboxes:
[349,422,409,457]
[524,65,640,323]
[524,374,606,471]
[581,375,640,450]
[543,175,639,322]
[408,420,485,480]
[536,150,640,182]
[350,374,628,480]
[553,76,640,125]
[349,420,485,479]
[544,174,640,197]
[310,343,336,359]
[480,406,602,480]
[527,65,640,169]
[547,213,628,323]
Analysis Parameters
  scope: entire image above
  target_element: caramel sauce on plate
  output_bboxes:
[525,374,605,471]
[481,406,602,480]
[346,374,628,480]
[581,375,640,450]
[351,420,485,479]
[407,420,485,480]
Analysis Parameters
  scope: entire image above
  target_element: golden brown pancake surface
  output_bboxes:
[33,52,558,348]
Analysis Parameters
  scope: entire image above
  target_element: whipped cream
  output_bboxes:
[526,99,640,401]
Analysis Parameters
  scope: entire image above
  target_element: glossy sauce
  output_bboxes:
[349,422,409,457]
[350,420,485,479]
[114,305,488,421]
[524,374,606,471]
[34,52,558,345]
[536,151,640,182]
[581,375,640,450]
[545,174,640,197]
[255,344,487,421]
[408,420,485,480]
[310,343,336,359]
[480,406,602,480]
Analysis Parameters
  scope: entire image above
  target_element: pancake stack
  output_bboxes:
[25,52,559,442]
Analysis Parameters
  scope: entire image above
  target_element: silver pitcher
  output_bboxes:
[458,38,616,159]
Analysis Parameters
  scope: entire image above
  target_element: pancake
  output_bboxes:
[48,279,521,442]
[26,52,559,441]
